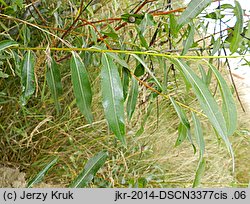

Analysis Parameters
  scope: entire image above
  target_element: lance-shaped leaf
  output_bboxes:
[211,37,221,56]
[101,54,126,145]
[69,151,108,188]
[198,64,212,87]
[192,112,205,188]
[0,40,18,51]
[127,77,139,121]
[27,156,59,188]
[170,97,195,152]
[170,96,190,129]
[230,0,243,53]
[175,123,188,146]
[46,57,63,114]
[178,0,212,27]
[20,50,36,105]
[181,24,195,55]
[192,112,205,158]
[193,158,206,188]
[70,51,93,123]
[207,63,237,136]
[172,59,234,167]
[122,68,130,100]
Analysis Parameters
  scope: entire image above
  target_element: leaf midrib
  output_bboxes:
[73,153,106,187]
[103,54,123,138]
[72,52,90,118]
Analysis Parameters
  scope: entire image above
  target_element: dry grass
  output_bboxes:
[0,0,249,188]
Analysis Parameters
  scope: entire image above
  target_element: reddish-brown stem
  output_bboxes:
[79,19,112,50]
[55,0,94,47]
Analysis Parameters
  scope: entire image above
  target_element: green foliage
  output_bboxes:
[0,0,248,187]
[127,77,139,121]
[230,0,243,53]
[0,40,18,51]
[208,63,237,136]
[172,59,234,165]
[27,157,59,188]
[20,50,36,105]
[69,151,108,188]
[178,0,212,27]
[70,51,93,123]
[46,57,63,114]
[181,23,195,55]
[192,112,205,187]
[101,53,126,145]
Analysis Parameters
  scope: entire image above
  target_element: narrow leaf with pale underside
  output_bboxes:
[181,24,195,55]
[127,77,139,121]
[193,158,206,187]
[208,63,237,136]
[70,51,93,123]
[27,156,58,188]
[192,112,205,187]
[69,151,108,188]
[170,97,196,152]
[101,54,126,145]
[230,0,243,53]
[192,112,205,158]
[178,0,212,27]
[20,50,36,105]
[0,40,18,51]
[172,59,234,168]
[46,57,63,114]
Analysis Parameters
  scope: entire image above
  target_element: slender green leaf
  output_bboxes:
[198,64,211,86]
[131,54,162,91]
[198,64,207,84]
[181,24,195,55]
[92,46,129,68]
[46,57,63,114]
[127,77,139,121]
[219,4,234,10]
[0,40,18,51]
[175,123,188,146]
[106,52,129,68]
[89,26,97,44]
[211,37,221,55]
[178,0,212,27]
[208,63,237,136]
[244,21,250,45]
[230,0,243,53]
[170,97,190,129]
[122,68,130,100]
[172,59,234,166]
[193,158,206,188]
[192,112,205,187]
[139,13,156,33]
[27,156,59,188]
[20,50,36,105]
[170,97,195,151]
[70,51,93,123]
[169,14,178,37]
[192,112,205,158]
[101,54,126,145]
[69,151,108,188]
[136,26,149,49]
